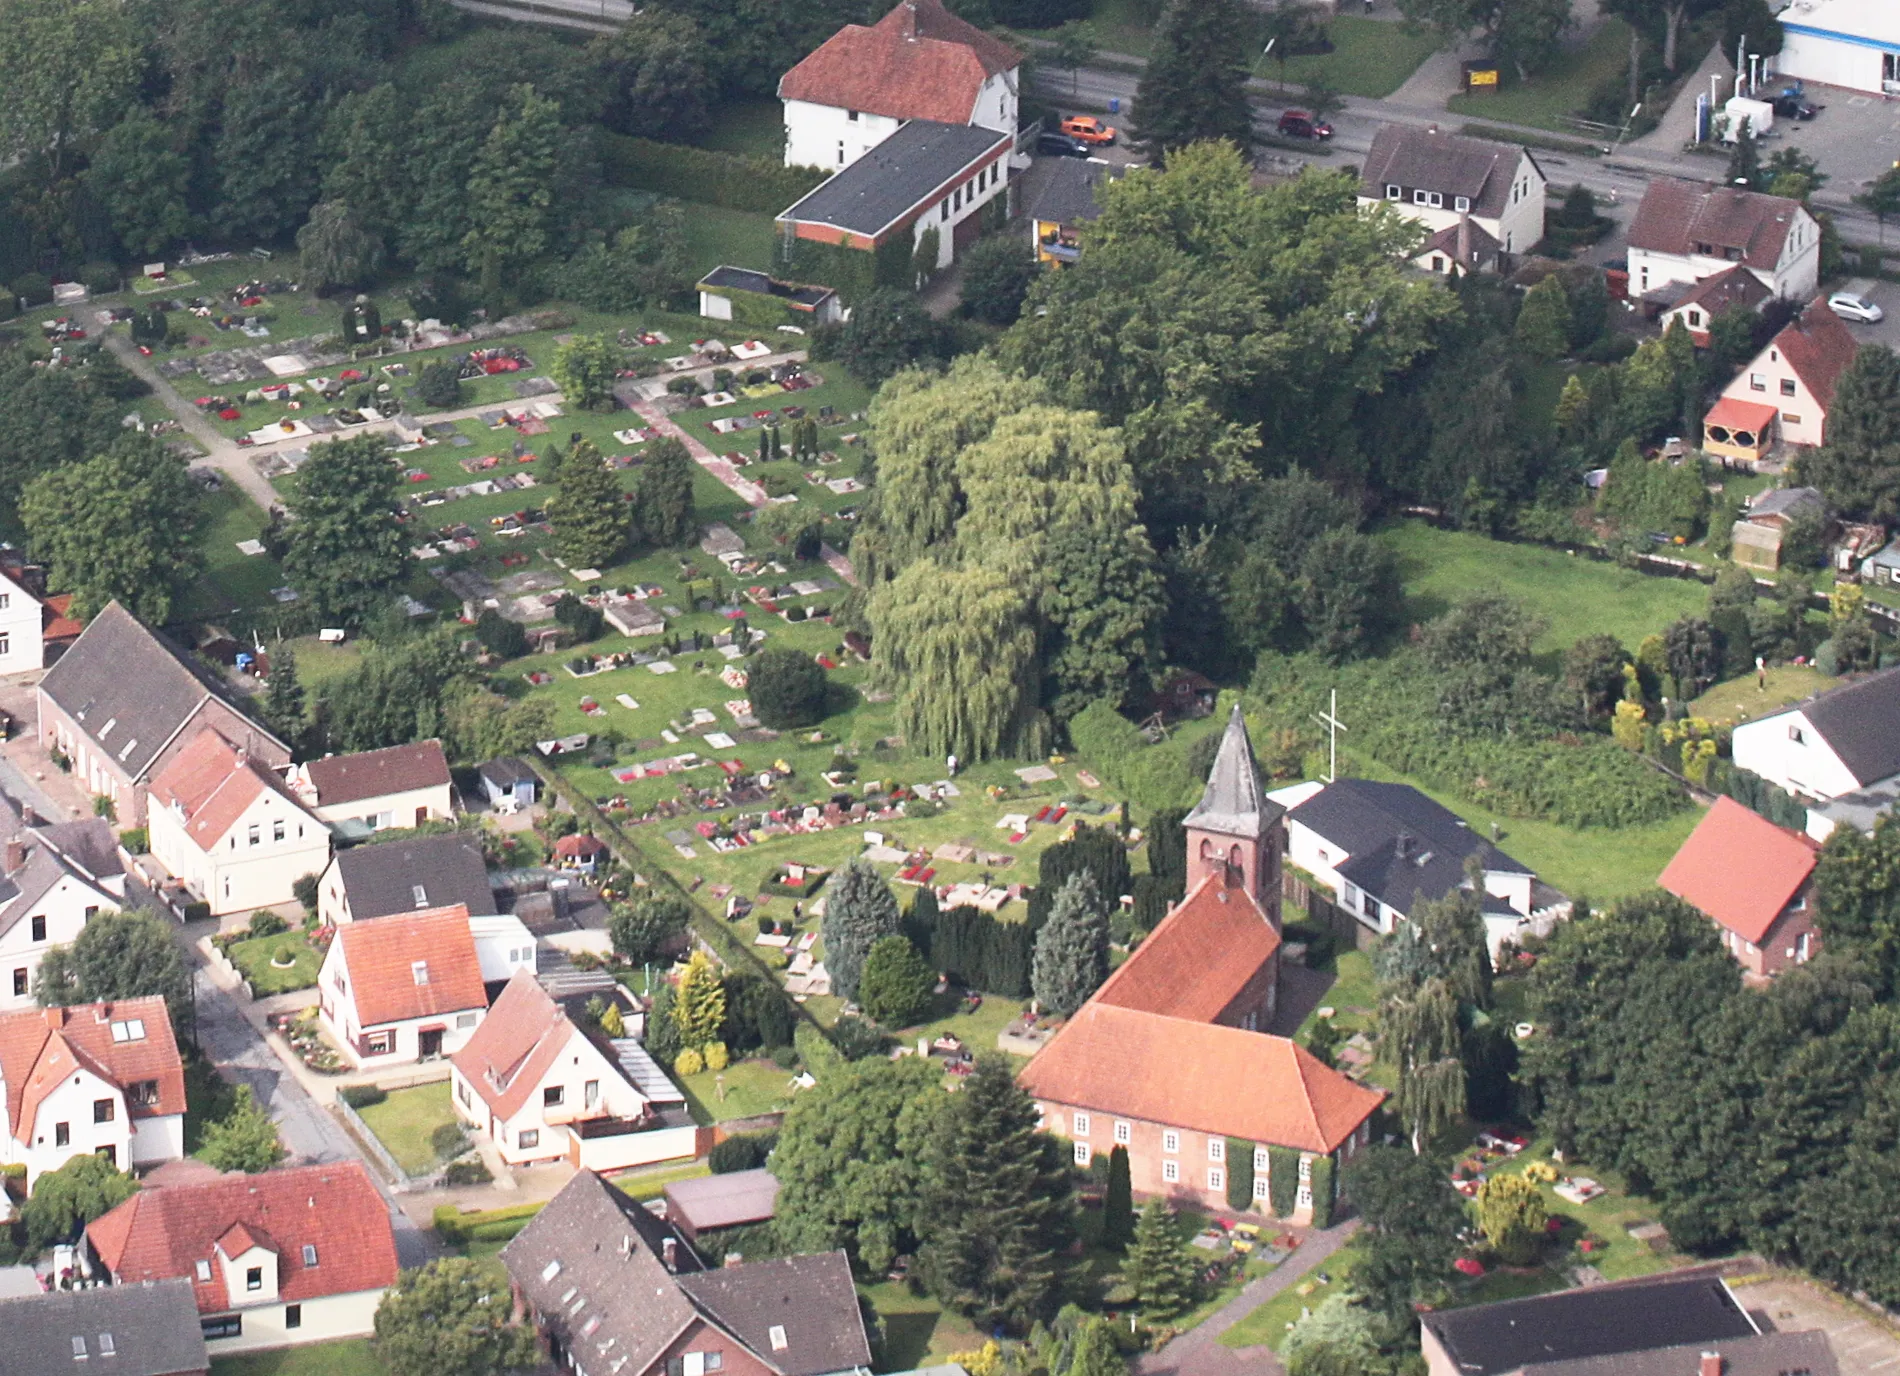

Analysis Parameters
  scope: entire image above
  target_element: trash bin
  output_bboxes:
[1109,97,1120,114]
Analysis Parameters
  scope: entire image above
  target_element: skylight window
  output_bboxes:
[412,960,430,985]
[769,1326,788,1352]
[98,1336,115,1357]
[303,1244,319,1267]
[412,885,429,908]
[110,1019,145,1043]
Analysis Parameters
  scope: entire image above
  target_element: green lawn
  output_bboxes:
[1447,18,1637,133]
[861,1280,984,1370]
[696,98,786,161]
[354,1081,462,1175]
[679,202,783,282]
[677,1056,801,1123]
[1255,16,1441,98]
[181,486,285,622]
[1377,520,1710,667]
[1690,665,1836,727]
[225,931,322,995]
[1218,1242,1366,1350]
[211,1340,386,1376]
[1019,0,1162,59]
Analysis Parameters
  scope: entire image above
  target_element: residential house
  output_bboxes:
[1020,708,1383,1222]
[1025,156,1115,267]
[451,969,696,1171]
[1357,124,1547,260]
[1656,262,1771,346]
[500,1169,873,1376]
[37,602,291,827]
[477,757,538,813]
[1706,298,1858,465]
[469,913,538,983]
[663,1168,779,1253]
[1728,486,1828,570]
[1773,0,1900,97]
[778,0,1020,173]
[553,832,609,873]
[0,806,126,1011]
[1413,216,1500,278]
[84,1162,399,1354]
[1731,664,1900,837]
[1271,778,1556,959]
[0,996,185,1186]
[0,1278,210,1376]
[696,267,842,327]
[287,739,454,837]
[1627,178,1820,302]
[317,905,488,1067]
[1419,1271,1827,1376]
[1659,796,1822,978]
[0,564,45,677]
[317,832,495,927]
[147,731,329,918]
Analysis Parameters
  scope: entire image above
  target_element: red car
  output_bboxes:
[1278,109,1333,140]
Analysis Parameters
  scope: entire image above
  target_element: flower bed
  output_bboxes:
[269,1007,346,1073]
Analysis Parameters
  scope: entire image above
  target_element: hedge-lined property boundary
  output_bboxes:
[599,134,827,214]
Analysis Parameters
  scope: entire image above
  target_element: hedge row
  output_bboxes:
[1066,701,1207,818]
[598,133,826,214]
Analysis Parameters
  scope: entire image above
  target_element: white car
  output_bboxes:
[1830,291,1884,324]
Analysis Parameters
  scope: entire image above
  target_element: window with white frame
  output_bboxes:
[1253,1176,1269,1200]
[1414,189,1430,205]
[1208,1138,1224,1162]
[1253,1146,1269,1173]
[1114,1120,1131,1144]
[1298,1156,1312,1181]
[1163,1130,1179,1154]
[518,1129,540,1148]
[1074,1142,1091,1167]
[1454,196,1470,212]
[1296,1184,1313,1207]
[1073,1112,1091,1138]
[1208,1168,1224,1191]
[1162,1160,1179,1183]
[1385,184,1400,200]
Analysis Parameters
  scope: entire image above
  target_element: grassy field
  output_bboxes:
[355,1081,462,1175]
[1218,1241,1366,1349]
[678,203,783,282]
[1690,665,1836,727]
[225,930,322,995]
[1446,18,1636,132]
[1020,0,1162,59]
[182,486,285,623]
[696,98,786,161]
[1255,16,1441,98]
[677,1056,801,1122]
[212,1340,386,1376]
[861,1280,985,1369]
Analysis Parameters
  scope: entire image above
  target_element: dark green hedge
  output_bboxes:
[1308,1154,1335,1228]
[598,133,827,214]
[1268,1145,1299,1218]
[1226,1139,1255,1212]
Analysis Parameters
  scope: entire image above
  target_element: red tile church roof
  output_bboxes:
[1093,872,1280,1023]
[778,0,1021,127]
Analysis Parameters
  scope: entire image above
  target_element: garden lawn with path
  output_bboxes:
[1690,665,1838,727]
[211,1340,387,1376]
[224,930,323,995]
[1445,18,1638,132]
[354,1081,463,1176]
[1254,16,1441,97]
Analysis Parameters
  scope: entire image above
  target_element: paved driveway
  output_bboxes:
[1731,1273,1900,1372]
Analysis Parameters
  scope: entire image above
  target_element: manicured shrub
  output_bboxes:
[710,1131,779,1173]
[431,1122,470,1159]
[79,263,121,294]
[1308,1155,1335,1228]
[248,910,288,938]
[748,648,828,729]
[1226,1139,1255,1212]
[704,1041,730,1071]
[676,1047,705,1076]
[1268,1146,1299,1218]
[340,1084,388,1109]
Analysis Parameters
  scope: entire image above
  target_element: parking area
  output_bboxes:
[1824,279,1900,351]
[1771,82,1900,199]
[1731,1273,1900,1371]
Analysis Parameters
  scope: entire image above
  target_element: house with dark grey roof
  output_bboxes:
[501,1170,872,1376]
[36,602,290,827]
[1026,157,1116,266]
[0,793,127,1011]
[663,1168,780,1250]
[0,1277,209,1376]
[777,118,1012,274]
[478,757,538,812]
[1271,778,1563,957]
[318,832,497,927]
[1733,664,1900,840]
[1420,1272,1778,1376]
[1357,124,1546,262]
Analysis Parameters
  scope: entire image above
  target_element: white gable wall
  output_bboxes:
[3,1059,133,1187]
[1732,708,1862,800]
[152,786,329,917]
[316,939,485,1068]
[0,573,45,676]
[452,1029,650,1166]
[1720,334,1833,448]
[0,873,118,1011]
[784,100,904,171]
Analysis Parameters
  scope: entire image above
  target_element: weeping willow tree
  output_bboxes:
[1381,977,1467,1154]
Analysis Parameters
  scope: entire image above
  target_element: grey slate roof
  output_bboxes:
[698,267,836,310]
[665,1168,780,1233]
[1359,124,1536,220]
[1024,157,1114,228]
[1183,705,1283,840]
[1782,664,1900,786]
[332,833,496,920]
[677,1251,872,1376]
[778,120,1010,239]
[37,601,286,782]
[0,817,122,944]
[1528,1329,1837,1376]
[1289,779,1530,919]
[36,817,124,886]
[1746,485,1824,521]
[0,1278,209,1376]
[1420,1273,1757,1376]
[479,756,538,790]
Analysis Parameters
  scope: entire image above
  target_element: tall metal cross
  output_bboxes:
[1312,689,1348,784]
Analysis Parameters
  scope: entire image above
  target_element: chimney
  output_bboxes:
[1700,1353,1724,1376]
[661,1238,678,1272]
[4,838,24,874]
[44,1007,65,1030]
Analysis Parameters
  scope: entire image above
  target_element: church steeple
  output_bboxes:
[1182,704,1285,925]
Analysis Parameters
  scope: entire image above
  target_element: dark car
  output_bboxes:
[1772,93,1819,119]
[1037,131,1089,158]
[1277,109,1333,140]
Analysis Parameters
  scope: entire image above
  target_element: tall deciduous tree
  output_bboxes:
[1803,345,1900,523]
[1397,0,1571,78]
[373,1257,539,1376]
[217,73,322,242]
[823,858,903,1000]
[637,437,698,547]
[20,435,202,623]
[35,910,192,1035]
[463,84,562,296]
[0,0,139,177]
[198,1085,287,1173]
[1133,0,1253,161]
[284,436,413,625]
[1344,1146,1464,1328]
[84,111,194,259]
[321,84,409,243]
[588,11,712,139]
[296,201,386,290]
[609,892,692,966]
[1814,816,1900,997]
[552,439,627,568]
[1031,872,1109,1017]
[552,334,624,412]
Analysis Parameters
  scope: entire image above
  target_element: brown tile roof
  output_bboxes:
[1769,296,1860,410]
[1019,1001,1382,1153]
[553,832,608,859]
[1094,872,1281,1023]
[86,1162,399,1312]
[304,740,450,808]
[1671,262,1771,322]
[452,969,575,1119]
[778,0,1020,126]
[335,905,485,1026]
[1627,177,1804,273]
[1658,796,1819,945]
[148,729,308,850]
[1358,124,1533,221]
[1420,216,1500,268]
[41,593,82,645]
[0,997,185,1138]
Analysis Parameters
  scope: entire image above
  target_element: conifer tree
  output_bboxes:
[1133,0,1254,162]
[1067,1319,1126,1376]
[824,858,902,1000]
[263,645,308,752]
[1032,872,1110,1017]
[673,951,727,1052]
[639,437,698,548]
[1103,1145,1135,1249]
[1514,276,1571,362]
[553,439,626,568]
[917,1055,1075,1331]
[1122,1202,1198,1320]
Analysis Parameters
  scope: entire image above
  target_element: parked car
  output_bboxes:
[1277,109,1333,140]
[1037,131,1090,158]
[1059,115,1117,146]
[1830,291,1884,324]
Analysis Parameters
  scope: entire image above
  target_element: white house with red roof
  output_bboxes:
[1659,797,1822,980]
[1018,708,1383,1221]
[0,997,185,1187]
[1708,297,1859,456]
[778,0,1021,173]
[147,731,329,917]
[0,807,127,1012]
[286,739,454,837]
[84,1161,399,1354]
[1627,178,1820,302]
[451,969,697,1170]
[317,905,488,1067]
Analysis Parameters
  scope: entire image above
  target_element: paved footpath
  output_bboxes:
[1136,1218,1362,1376]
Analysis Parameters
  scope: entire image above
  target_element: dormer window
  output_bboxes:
[1454,196,1470,212]
[1385,184,1400,200]
[246,1267,263,1292]
[412,960,429,985]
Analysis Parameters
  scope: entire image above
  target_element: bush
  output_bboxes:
[79,262,121,294]
[443,1157,491,1186]
[417,359,464,409]
[118,827,148,854]
[248,910,288,938]
[710,1130,779,1173]
[598,133,828,213]
[340,1084,388,1109]
[857,935,935,1028]
[704,1040,730,1071]
[676,1047,705,1075]
[11,273,52,307]
[770,1044,800,1070]
[748,648,828,728]
[292,872,320,913]
[1308,1155,1335,1228]
[431,1122,470,1159]
[475,607,529,660]
[829,1015,886,1061]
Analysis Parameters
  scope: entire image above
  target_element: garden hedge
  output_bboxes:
[1226,1139,1254,1212]
[1268,1145,1299,1218]
[598,134,826,214]
[1308,1155,1335,1229]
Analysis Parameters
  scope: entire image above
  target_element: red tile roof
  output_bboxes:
[451,969,573,1120]
[553,832,607,859]
[148,729,306,850]
[335,905,485,1026]
[86,1162,399,1311]
[41,593,82,644]
[1658,797,1819,945]
[1019,1002,1382,1154]
[1628,178,1805,273]
[0,998,185,1138]
[304,740,450,808]
[778,0,1021,126]
[1705,395,1779,436]
[1769,297,1859,411]
[1094,872,1281,1023]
